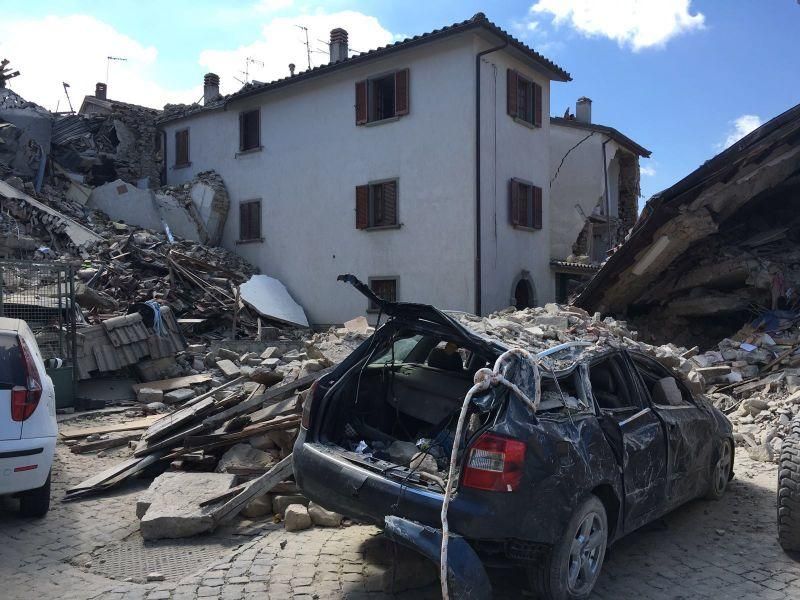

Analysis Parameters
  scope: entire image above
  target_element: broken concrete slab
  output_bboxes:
[214,443,277,474]
[239,274,309,328]
[164,388,195,404]
[138,472,236,539]
[136,388,163,403]
[272,494,309,516]
[241,493,272,518]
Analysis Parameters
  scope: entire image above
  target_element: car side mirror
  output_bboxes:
[653,377,683,406]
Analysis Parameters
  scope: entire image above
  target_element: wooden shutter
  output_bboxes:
[507,69,518,118]
[238,113,245,151]
[239,202,249,239]
[533,186,542,229]
[383,181,397,225]
[533,82,542,127]
[355,80,368,125]
[394,69,409,116]
[509,179,520,226]
[356,185,369,229]
[175,130,189,165]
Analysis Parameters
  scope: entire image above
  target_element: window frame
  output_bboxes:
[238,108,262,154]
[628,352,697,409]
[507,69,542,129]
[509,178,543,231]
[238,198,263,243]
[368,73,396,123]
[367,276,398,312]
[367,178,399,229]
[174,128,190,168]
[356,68,409,126]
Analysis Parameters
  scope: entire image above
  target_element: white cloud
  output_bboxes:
[719,114,762,149]
[640,164,656,176]
[199,11,395,94]
[0,15,199,111]
[529,0,705,51]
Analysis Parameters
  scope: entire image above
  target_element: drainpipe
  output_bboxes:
[601,138,612,254]
[475,40,507,316]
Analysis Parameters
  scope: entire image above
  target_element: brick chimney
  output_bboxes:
[576,97,592,124]
[329,28,349,63]
[95,82,107,100]
[203,73,220,105]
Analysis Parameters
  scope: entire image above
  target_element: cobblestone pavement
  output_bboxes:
[2,421,799,599]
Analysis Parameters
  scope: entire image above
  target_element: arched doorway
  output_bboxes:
[512,274,536,309]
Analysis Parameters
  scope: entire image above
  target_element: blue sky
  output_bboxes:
[2,1,799,205]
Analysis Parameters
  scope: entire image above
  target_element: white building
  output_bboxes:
[548,98,650,302]
[158,13,645,325]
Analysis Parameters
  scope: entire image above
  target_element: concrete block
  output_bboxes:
[164,388,195,404]
[241,493,272,519]
[284,504,312,531]
[137,387,163,403]
[308,502,342,527]
[216,359,241,378]
[272,494,309,516]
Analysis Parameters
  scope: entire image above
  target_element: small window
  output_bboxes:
[509,179,542,230]
[355,69,409,125]
[507,70,542,127]
[355,180,398,229]
[368,277,397,311]
[175,129,190,167]
[239,109,260,151]
[239,199,261,241]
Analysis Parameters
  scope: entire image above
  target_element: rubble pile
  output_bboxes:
[62,322,374,538]
[454,303,800,463]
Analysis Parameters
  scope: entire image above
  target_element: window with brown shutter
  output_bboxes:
[239,109,260,152]
[175,129,190,167]
[509,179,543,230]
[507,70,542,128]
[368,277,397,311]
[356,180,398,229]
[355,69,409,125]
[239,199,262,241]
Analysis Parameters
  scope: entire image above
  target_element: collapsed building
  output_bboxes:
[576,101,800,349]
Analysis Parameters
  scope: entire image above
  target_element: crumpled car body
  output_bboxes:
[293,276,734,598]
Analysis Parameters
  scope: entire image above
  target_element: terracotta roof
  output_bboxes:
[550,116,650,157]
[550,259,601,272]
[158,12,570,124]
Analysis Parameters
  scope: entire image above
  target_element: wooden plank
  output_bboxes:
[185,414,300,450]
[183,375,245,407]
[203,366,333,428]
[70,432,143,453]
[209,455,294,524]
[63,452,165,501]
[248,395,300,423]
[142,397,215,442]
[131,373,212,393]
[134,423,207,457]
[60,415,162,440]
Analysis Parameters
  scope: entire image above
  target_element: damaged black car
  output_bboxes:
[293,276,735,600]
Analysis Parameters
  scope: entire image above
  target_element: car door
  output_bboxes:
[589,353,668,534]
[627,352,715,507]
[0,330,25,441]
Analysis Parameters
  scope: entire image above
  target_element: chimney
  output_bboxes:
[95,82,107,100]
[329,28,349,63]
[576,97,592,124]
[289,63,296,76]
[203,73,220,105]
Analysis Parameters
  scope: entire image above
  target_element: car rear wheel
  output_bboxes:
[706,439,733,500]
[527,495,608,600]
[19,472,51,518]
[778,417,800,552]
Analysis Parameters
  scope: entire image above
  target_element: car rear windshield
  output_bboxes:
[0,333,25,388]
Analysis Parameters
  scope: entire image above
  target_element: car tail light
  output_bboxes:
[301,378,321,429]
[11,336,42,422]
[462,432,526,492]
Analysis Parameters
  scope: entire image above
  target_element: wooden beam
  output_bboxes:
[60,415,161,440]
[70,432,143,453]
[131,373,212,393]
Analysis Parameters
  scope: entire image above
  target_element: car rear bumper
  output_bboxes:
[293,431,545,543]
[0,436,55,495]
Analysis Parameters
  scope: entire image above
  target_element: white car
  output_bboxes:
[0,318,57,517]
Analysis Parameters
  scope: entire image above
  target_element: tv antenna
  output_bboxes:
[62,82,74,113]
[0,59,20,89]
[233,56,265,85]
[106,56,128,85]
[296,25,312,70]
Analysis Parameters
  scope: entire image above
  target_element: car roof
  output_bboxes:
[0,317,22,334]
